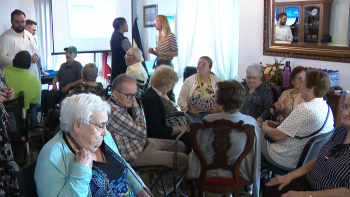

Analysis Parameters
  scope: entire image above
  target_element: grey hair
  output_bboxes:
[129,47,142,62]
[60,93,111,132]
[112,74,136,91]
[82,63,98,81]
[245,63,262,75]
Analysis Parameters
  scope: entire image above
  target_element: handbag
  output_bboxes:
[265,106,330,143]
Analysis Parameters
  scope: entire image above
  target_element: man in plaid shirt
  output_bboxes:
[107,74,188,193]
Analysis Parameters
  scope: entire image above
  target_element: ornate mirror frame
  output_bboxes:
[263,0,350,63]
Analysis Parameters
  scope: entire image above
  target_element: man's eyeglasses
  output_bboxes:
[89,121,109,130]
[117,90,140,100]
[340,104,350,112]
[125,54,134,57]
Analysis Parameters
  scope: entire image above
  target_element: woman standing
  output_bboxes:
[148,15,178,101]
[178,56,222,122]
[110,17,132,83]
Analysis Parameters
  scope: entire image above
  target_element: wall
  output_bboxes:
[239,0,350,90]
[132,0,176,61]
[0,0,36,35]
[330,0,350,44]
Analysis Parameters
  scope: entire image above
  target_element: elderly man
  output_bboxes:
[125,47,148,87]
[241,63,273,127]
[107,74,188,195]
[4,51,40,112]
[0,9,40,79]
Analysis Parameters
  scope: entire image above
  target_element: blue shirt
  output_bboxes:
[34,131,146,197]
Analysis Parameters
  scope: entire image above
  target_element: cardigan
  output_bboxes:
[142,87,173,139]
[34,131,146,197]
[178,73,222,112]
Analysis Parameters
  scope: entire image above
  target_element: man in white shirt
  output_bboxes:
[275,13,293,43]
[0,9,40,79]
[261,70,334,171]
[125,47,148,87]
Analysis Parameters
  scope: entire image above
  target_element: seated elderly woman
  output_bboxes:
[68,63,104,97]
[241,63,274,127]
[187,80,261,197]
[142,65,189,146]
[263,94,350,197]
[270,66,307,122]
[178,56,222,122]
[35,94,151,197]
[262,70,334,171]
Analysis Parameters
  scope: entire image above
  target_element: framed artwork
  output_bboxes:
[166,15,176,34]
[143,4,158,27]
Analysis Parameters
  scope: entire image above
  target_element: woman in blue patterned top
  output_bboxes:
[263,95,350,197]
[35,94,151,197]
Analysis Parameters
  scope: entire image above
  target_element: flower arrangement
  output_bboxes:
[261,53,292,86]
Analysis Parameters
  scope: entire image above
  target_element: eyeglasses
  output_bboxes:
[117,90,140,100]
[340,104,350,112]
[125,54,134,57]
[89,121,109,130]
[197,62,209,67]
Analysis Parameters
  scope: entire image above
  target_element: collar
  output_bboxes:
[152,86,168,99]
[309,97,325,102]
[128,62,142,69]
[110,96,127,111]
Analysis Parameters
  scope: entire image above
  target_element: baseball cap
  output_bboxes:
[64,46,78,55]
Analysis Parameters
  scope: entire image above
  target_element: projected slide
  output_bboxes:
[67,0,116,38]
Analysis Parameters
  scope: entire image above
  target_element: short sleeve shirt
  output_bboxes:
[56,61,83,90]
[268,98,334,169]
[157,33,178,60]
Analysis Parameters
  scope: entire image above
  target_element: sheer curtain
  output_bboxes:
[34,0,56,70]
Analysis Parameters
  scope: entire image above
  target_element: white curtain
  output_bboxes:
[34,0,56,70]
[207,0,239,80]
[174,0,199,99]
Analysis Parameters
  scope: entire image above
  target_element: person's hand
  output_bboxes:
[257,117,263,127]
[155,47,161,55]
[62,84,71,93]
[76,148,93,169]
[208,107,222,114]
[41,69,48,76]
[0,92,7,103]
[187,108,199,116]
[281,191,309,197]
[266,174,293,191]
[3,87,14,100]
[267,120,279,127]
[31,54,38,63]
[148,47,156,55]
[137,189,152,197]
[274,101,284,111]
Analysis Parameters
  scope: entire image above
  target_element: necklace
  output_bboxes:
[66,132,81,151]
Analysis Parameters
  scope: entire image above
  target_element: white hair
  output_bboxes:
[60,93,111,132]
[245,63,262,75]
[129,47,142,62]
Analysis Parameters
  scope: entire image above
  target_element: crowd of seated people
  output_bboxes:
[2,48,350,197]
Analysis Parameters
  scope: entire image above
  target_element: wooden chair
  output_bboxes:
[189,120,255,197]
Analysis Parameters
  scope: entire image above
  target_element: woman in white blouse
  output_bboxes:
[178,56,222,122]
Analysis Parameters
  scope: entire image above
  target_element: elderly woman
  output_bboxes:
[68,63,104,97]
[241,63,274,127]
[35,94,151,197]
[142,65,189,146]
[263,95,350,197]
[178,56,222,122]
[187,80,261,197]
[262,70,334,171]
[271,66,307,122]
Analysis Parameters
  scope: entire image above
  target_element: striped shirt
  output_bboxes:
[157,33,178,60]
[307,125,350,190]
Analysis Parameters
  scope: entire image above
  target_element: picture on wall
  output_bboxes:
[143,4,158,27]
[166,15,176,34]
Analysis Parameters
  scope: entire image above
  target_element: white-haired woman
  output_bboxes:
[241,63,274,127]
[35,94,151,197]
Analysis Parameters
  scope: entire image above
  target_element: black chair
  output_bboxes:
[261,131,334,177]
[16,161,37,197]
[183,66,197,81]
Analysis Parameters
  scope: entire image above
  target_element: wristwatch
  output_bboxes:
[309,191,313,197]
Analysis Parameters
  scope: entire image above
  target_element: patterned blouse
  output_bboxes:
[240,81,274,120]
[68,83,104,98]
[188,82,217,112]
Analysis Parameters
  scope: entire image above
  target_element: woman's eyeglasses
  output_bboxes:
[89,121,109,130]
[340,104,350,112]
[117,90,140,100]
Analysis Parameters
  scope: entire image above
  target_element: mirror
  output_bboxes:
[264,0,350,62]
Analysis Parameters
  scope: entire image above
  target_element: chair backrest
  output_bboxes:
[16,161,37,197]
[105,85,112,100]
[296,130,334,168]
[183,66,197,81]
[190,119,255,195]
[3,92,26,136]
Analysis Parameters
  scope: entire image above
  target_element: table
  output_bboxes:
[41,76,55,85]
